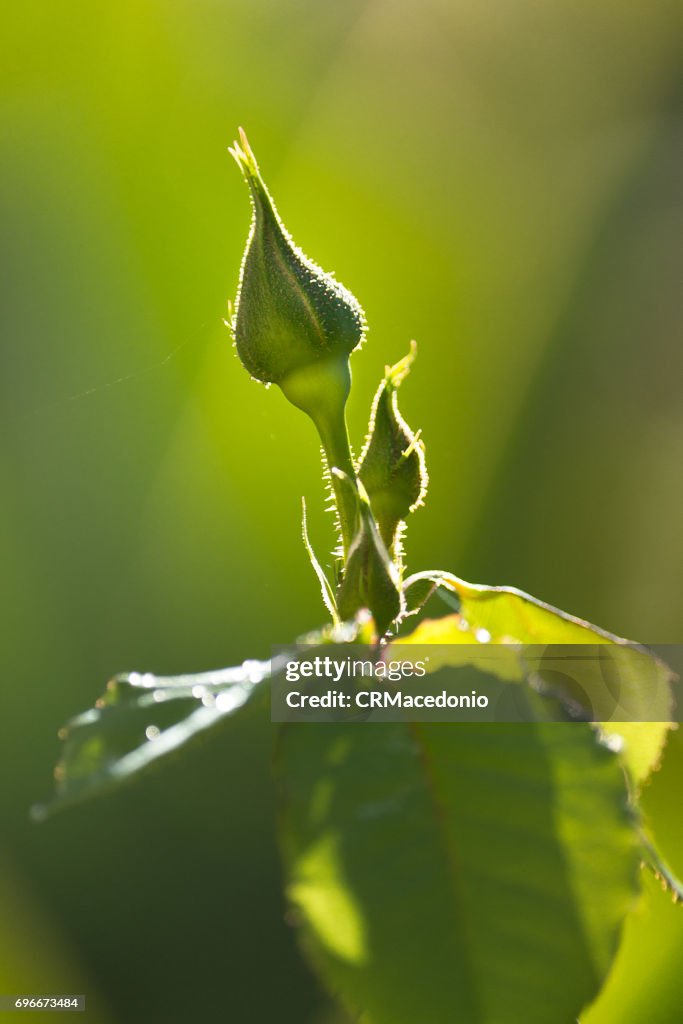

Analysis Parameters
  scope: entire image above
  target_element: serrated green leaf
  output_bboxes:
[640,830,683,904]
[398,572,674,784]
[37,619,371,818]
[277,680,641,1024]
[34,660,272,818]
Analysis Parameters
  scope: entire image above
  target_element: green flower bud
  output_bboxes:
[358,342,428,553]
[334,471,403,637]
[229,128,366,428]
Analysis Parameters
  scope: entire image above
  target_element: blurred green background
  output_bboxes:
[1,2,682,1021]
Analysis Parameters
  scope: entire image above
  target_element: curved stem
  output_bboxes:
[315,409,358,561]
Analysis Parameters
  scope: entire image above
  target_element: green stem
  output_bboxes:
[315,409,358,561]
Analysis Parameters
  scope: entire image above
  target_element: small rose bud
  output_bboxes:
[334,471,403,637]
[358,341,428,552]
[229,128,366,429]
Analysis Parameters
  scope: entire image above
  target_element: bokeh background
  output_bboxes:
[1,2,682,1021]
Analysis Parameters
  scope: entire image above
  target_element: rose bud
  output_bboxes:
[229,128,365,434]
[358,341,428,555]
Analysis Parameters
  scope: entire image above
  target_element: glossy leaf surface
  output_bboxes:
[398,573,674,783]
[278,684,640,1024]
